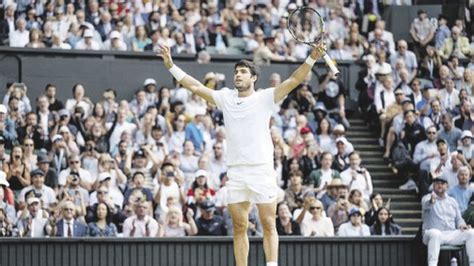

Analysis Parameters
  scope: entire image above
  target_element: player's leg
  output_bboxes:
[257,201,278,265]
[228,201,251,266]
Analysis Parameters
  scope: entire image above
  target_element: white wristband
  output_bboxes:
[305,56,316,66]
[169,65,186,81]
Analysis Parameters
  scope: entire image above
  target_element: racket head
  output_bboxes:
[287,7,325,45]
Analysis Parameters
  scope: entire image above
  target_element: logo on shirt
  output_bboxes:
[237,101,243,105]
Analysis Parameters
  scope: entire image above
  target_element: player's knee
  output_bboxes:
[233,219,248,234]
[260,216,276,233]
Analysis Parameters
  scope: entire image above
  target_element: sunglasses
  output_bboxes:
[24,143,34,146]
[63,208,74,211]
[70,161,80,164]
[309,206,321,211]
[427,131,436,135]
[97,191,108,194]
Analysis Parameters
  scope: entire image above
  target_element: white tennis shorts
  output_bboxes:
[226,163,278,204]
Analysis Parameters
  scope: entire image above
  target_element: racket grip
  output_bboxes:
[323,54,340,76]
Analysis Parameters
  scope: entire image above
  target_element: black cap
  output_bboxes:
[37,154,50,164]
[30,169,45,177]
[403,109,415,116]
[200,199,215,211]
[436,139,448,145]
[133,149,146,158]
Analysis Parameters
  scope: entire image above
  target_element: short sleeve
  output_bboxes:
[212,88,228,110]
[260,87,276,109]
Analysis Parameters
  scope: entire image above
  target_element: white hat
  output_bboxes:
[0,105,7,114]
[377,63,392,75]
[333,124,346,133]
[98,173,112,182]
[0,171,9,187]
[336,137,348,145]
[27,197,40,205]
[461,130,473,139]
[195,169,209,179]
[83,29,94,38]
[59,125,70,134]
[109,31,121,39]
[143,78,156,86]
[52,134,63,143]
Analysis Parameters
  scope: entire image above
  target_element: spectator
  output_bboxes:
[54,200,88,237]
[368,20,395,54]
[438,113,462,152]
[390,40,418,81]
[421,175,474,266]
[75,29,100,50]
[333,137,350,172]
[102,30,127,51]
[434,14,450,49]
[296,197,334,237]
[307,152,340,197]
[409,10,434,57]
[337,207,370,237]
[320,178,344,212]
[370,207,402,235]
[284,170,311,213]
[340,151,373,202]
[439,26,471,59]
[365,193,387,226]
[9,18,29,48]
[87,202,117,237]
[457,131,474,162]
[123,200,162,237]
[374,76,396,146]
[420,46,443,80]
[4,145,31,193]
[16,196,48,237]
[327,190,350,232]
[453,100,474,131]
[448,166,473,215]
[275,202,301,236]
[317,72,349,128]
[438,78,459,113]
[196,199,226,236]
[413,125,440,172]
[19,169,57,210]
[328,38,353,61]
[58,154,94,191]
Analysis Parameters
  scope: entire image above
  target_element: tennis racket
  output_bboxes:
[287,6,340,76]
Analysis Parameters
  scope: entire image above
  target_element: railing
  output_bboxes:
[0,236,456,266]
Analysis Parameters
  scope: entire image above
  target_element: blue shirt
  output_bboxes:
[448,185,474,213]
[422,193,465,232]
[185,122,204,152]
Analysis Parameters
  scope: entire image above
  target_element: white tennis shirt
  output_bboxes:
[212,87,275,166]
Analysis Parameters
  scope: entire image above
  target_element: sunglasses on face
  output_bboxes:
[309,206,321,211]
[63,208,74,211]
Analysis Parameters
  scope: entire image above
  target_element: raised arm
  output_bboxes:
[158,45,215,104]
[274,44,325,103]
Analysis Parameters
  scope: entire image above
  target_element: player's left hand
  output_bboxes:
[157,44,174,69]
[309,43,326,60]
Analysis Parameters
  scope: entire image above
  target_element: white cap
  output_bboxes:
[59,125,70,134]
[336,137,348,145]
[0,105,7,114]
[84,29,93,38]
[52,134,63,143]
[27,197,40,205]
[109,31,121,39]
[0,171,9,187]
[333,124,345,133]
[461,130,473,139]
[143,78,156,86]
[195,169,209,179]
[377,63,392,75]
[98,172,112,182]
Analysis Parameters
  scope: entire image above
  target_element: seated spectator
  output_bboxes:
[332,125,354,154]
[186,170,215,208]
[332,137,350,172]
[4,145,31,194]
[123,171,153,207]
[0,178,15,223]
[85,184,126,232]
[9,18,29,48]
[296,197,334,237]
[348,189,369,214]
[307,152,340,197]
[122,200,162,237]
[315,119,336,155]
[448,167,473,216]
[0,204,13,236]
[327,191,350,232]
[320,178,344,212]
[390,40,418,80]
[75,29,100,50]
[438,26,471,59]
[16,197,48,237]
[102,31,127,51]
[162,206,198,237]
[54,200,88,237]
[438,78,459,113]
[370,207,402,235]
[276,202,301,236]
[413,125,440,172]
[340,151,373,202]
[420,46,442,80]
[441,152,471,188]
[87,202,118,237]
[401,109,426,153]
[337,207,370,237]
[19,169,57,210]
[284,170,311,213]
[328,38,353,61]
[454,100,474,131]
[458,131,474,163]
[58,154,94,191]
[421,99,443,130]
[317,72,349,128]
[196,199,226,236]
[154,163,185,218]
[365,193,388,226]
[421,175,474,266]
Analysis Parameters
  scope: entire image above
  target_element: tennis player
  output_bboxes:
[158,44,325,266]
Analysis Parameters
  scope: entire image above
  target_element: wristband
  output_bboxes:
[305,56,316,66]
[169,65,187,81]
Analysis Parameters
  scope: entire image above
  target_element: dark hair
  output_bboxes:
[94,202,113,224]
[72,84,83,94]
[316,118,332,135]
[132,171,145,181]
[191,176,209,191]
[373,207,395,235]
[370,193,382,203]
[289,170,303,178]
[45,83,56,91]
[234,60,259,79]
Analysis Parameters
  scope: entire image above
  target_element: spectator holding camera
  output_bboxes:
[58,154,94,191]
[296,197,334,237]
[340,151,373,202]
[59,172,89,218]
[365,193,389,226]
[327,185,350,232]
[154,162,185,217]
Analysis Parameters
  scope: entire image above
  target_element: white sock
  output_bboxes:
[266,262,278,266]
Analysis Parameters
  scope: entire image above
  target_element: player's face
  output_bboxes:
[234,66,256,91]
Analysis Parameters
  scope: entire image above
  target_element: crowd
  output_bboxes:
[0,0,471,254]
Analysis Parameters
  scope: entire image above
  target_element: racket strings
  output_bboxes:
[288,8,325,44]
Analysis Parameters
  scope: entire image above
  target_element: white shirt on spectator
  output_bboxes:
[208,157,227,190]
[58,168,94,186]
[122,215,159,237]
[300,216,335,237]
[9,29,29,47]
[21,210,48,237]
[374,88,395,113]
[328,49,353,61]
[368,30,395,54]
[171,87,190,104]
[154,181,181,213]
[390,51,418,74]
[75,38,101,50]
[109,121,137,153]
[337,222,371,236]
[413,140,439,171]
[89,187,124,208]
[19,185,57,207]
[340,168,373,201]
[215,186,228,208]
[438,88,459,111]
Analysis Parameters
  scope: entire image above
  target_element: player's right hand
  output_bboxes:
[157,44,173,69]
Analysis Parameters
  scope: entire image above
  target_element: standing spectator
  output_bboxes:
[409,10,434,57]
[390,40,418,80]
[275,202,301,236]
[374,76,396,146]
[422,175,474,266]
[196,199,226,236]
[337,207,370,236]
[54,200,88,237]
[87,202,118,237]
[434,15,450,49]
[340,151,373,202]
[9,18,29,47]
[370,207,402,235]
[122,200,162,237]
